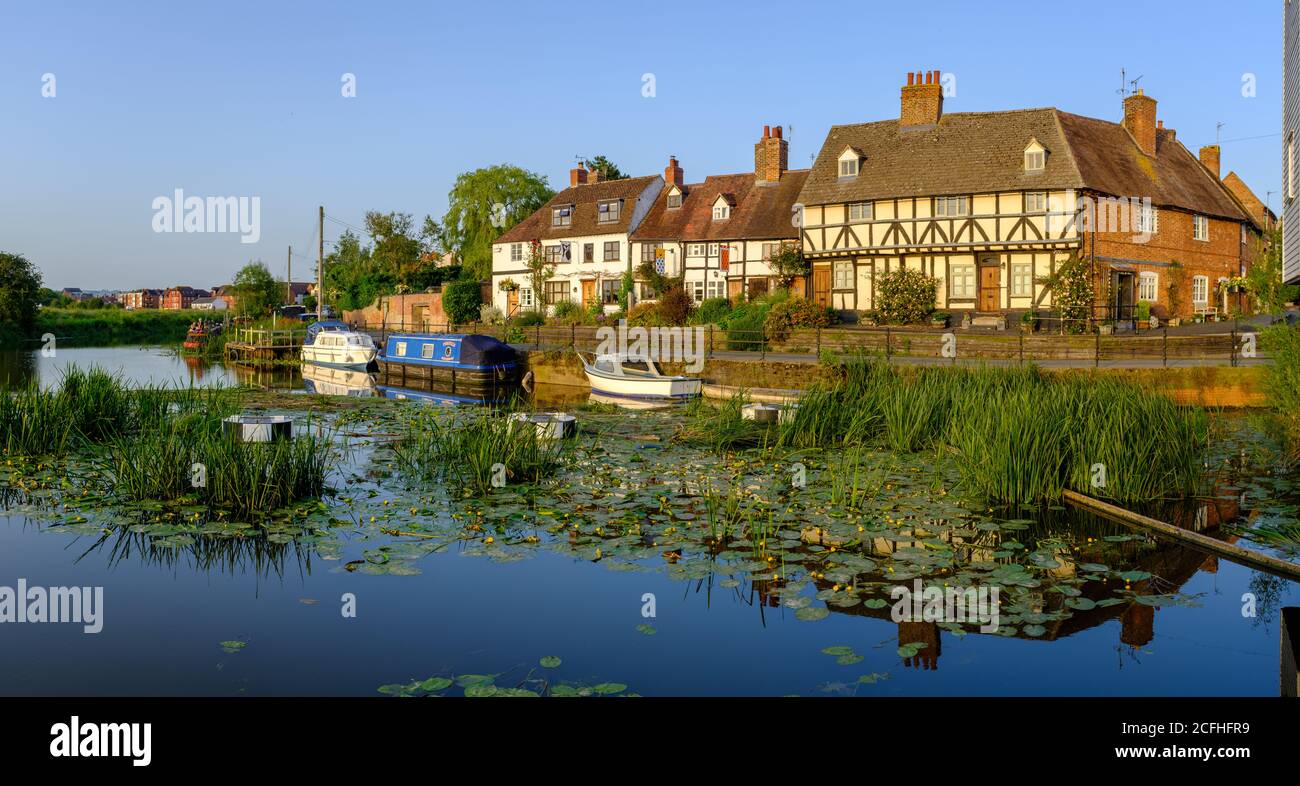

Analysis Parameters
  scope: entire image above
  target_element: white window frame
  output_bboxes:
[1010,263,1032,297]
[518,288,534,308]
[687,243,706,257]
[950,265,976,299]
[1193,214,1208,241]
[1136,205,1159,235]
[510,243,523,262]
[713,204,730,220]
[1192,275,1209,306]
[1025,150,1045,171]
[848,202,872,222]
[1025,192,1046,213]
[935,196,969,217]
[667,192,682,209]
[832,261,854,290]
[839,159,859,177]
[1138,272,1158,302]
[707,243,719,257]
[552,206,572,227]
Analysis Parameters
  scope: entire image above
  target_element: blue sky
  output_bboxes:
[0,0,1282,290]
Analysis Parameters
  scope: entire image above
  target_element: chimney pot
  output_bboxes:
[900,69,944,127]
[907,72,915,86]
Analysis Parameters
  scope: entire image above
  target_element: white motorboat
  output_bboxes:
[578,353,702,401]
[301,363,378,397]
[301,320,378,370]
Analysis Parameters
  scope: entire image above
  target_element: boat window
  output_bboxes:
[442,344,454,359]
[421,343,435,359]
[395,341,407,357]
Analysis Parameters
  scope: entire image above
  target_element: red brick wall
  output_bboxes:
[1086,207,1245,318]
[342,292,447,329]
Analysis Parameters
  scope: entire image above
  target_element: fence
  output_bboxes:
[347,318,1262,368]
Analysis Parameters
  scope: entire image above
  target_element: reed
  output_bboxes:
[392,409,569,495]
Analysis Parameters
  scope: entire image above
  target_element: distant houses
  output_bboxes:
[122,289,162,310]
[492,71,1272,323]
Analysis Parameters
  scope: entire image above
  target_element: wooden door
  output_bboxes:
[728,279,744,301]
[978,265,1000,312]
[506,289,518,316]
[813,268,831,308]
[581,280,596,308]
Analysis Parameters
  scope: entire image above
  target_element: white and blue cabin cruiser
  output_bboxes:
[301,320,378,370]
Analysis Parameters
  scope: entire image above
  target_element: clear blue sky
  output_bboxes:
[0,0,1281,290]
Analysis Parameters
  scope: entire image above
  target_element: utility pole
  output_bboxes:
[317,205,325,319]
[286,245,292,305]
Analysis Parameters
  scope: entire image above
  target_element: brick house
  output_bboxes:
[630,127,809,304]
[122,289,162,310]
[161,286,208,310]
[797,71,1265,323]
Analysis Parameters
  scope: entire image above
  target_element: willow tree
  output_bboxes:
[441,165,553,281]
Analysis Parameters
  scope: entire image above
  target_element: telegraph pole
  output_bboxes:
[286,245,292,305]
[317,205,325,319]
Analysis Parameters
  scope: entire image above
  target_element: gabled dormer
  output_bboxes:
[838,146,865,179]
[712,193,736,221]
[1024,138,1046,173]
[666,184,684,209]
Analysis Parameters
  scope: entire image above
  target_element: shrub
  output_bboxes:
[874,268,937,325]
[443,279,482,324]
[626,302,662,327]
[693,297,733,325]
[724,302,769,350]
[515,310,545,327]
[550,299,584,325]
[763,298,837,343]
[479,304,505,324]
[657,287,694,326]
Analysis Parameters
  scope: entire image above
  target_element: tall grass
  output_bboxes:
[392,409,569,495]
[1262,323,1300,463]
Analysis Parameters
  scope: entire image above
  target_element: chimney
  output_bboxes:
[754,124,788,182]
[569,164,588,187]
[589,169,604,184]
[1122,89,1158,157]
[664,155,684,188]
[900,69,943,128]
[1199,144,1221,179]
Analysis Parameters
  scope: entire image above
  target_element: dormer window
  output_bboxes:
[1024,139,1046,172]
[597,199,622,224]
[712,195,733,221]
[552,205,572,227]
[837,146,864,179]
[666,187,682,209]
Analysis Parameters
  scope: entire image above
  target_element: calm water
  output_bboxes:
[0,346,300,390]
[0,345,1297,696]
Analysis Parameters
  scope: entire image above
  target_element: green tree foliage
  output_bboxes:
[767,242,809,290]
[1247,227,1300,313]
[322,211,451,312]
[763,298,837,342]
[231,261,284,317]
[1039,253,1094,332]
[0,252,44,333]
[442,165,554,280]
[875,268,938,325]
[582,155,627,181]
[443,279,482,324]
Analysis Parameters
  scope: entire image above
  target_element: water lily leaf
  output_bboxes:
[636,624,657,635]
[821,645,854,656]
[592,682,627,695]
[539,656,562,668]
[419,677,453,692]
[795,606,829,622]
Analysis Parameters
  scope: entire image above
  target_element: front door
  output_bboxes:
[581,280,596,308]
[813,267,831,308]
[978,265,1000,312]
[506,289,518,316]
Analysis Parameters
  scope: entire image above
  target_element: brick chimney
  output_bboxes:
[569,164,588,187]
[754,124,788,182]
[664,155,684,188]
[1199,144,1221,179]
[1122,90,1158,157]
[900,70,943,128]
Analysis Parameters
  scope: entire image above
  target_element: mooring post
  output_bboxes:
[1162,327,1167,367]
[1094,328,1100,368]
[707,325,713,359]
[1231,320,1238,367]
[1019,329,1024,364]
[885,327,891,361]
[816,327,821,357]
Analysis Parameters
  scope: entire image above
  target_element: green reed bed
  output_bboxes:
[392,409,569,496]
[104,413,334,520]
[683,358,1209,504]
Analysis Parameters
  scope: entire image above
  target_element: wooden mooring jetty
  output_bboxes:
[225,328,306,366]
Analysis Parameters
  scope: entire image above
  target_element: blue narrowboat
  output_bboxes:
[378,333,518,400]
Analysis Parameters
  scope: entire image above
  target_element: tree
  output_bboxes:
[582,155,628,181]
[443,279,482,324]
[767,242,810,291]
[365,211,424,283]
[0,252,44,332]
[1039,253,1094,332]
[1247,226,1300,313]
[231,261,284,317]
[442,165,553,281]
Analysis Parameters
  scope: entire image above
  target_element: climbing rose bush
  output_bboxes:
[875,269,937,325]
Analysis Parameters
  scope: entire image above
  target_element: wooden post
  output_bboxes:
[1231,319,1238,367]
[1094,327,1100,368]
[1162,327,1167,367]
[317,206,325,319]
[1283,608,1300,698]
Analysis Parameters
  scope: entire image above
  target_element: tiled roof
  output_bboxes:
[495,176,660,244]
[634,169,809,242]
[799,107,1250,224]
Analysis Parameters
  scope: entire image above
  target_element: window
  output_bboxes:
[1136,205,1159,235]
[950,265,976,299]
[707,243,720,257]
[552,206,572,227]
[687,243,706,257]
[832,261,854,290]
[1192,275,1208,305]
[1025,192,1046,213]
[762,242,781,260]
[518,288,534,308]
[603,241,620,262]
[510,243,523,262]
[395,341,408,357]
[544,281,569,306]
[839,159,859,177]
[713,204,729,220]
[597,200,621,224]
[1011,263,1032,297]
[1193,214,1208,241]
[601,280,620,305]
[1138,272,1158,302]
[421,342,435,359]
[545,245,564,264]
[849,202,873,222]
[641,243,662,263]
[667,192,682,209]
[1025,150,1045,171]
[689,280,726,303]
[935,196,969,217]
[583,243,594,263]
[638,282,658,301]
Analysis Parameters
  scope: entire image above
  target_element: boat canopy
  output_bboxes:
[305,320,350,345]
[385,333,516,368]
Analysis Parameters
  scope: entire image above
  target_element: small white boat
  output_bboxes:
[302,321,378,370]
[301,363,377,397]
[579,353,702,401]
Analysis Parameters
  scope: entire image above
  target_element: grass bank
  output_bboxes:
[0,308,205,349]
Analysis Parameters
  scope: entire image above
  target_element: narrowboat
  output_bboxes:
[378,334,517,400]
[579,353,702,400]
[301,320,379,370]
